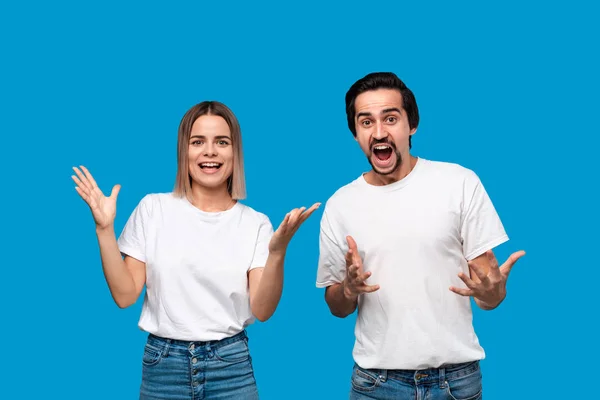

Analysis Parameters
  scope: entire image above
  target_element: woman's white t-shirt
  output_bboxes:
[117,193,273,341]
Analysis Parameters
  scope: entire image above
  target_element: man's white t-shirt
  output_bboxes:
[117,193,273,341]
[316,158,509,369]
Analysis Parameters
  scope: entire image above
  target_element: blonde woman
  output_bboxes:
[73,101,318,399]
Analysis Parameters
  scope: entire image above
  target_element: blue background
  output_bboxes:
[2,1,598,399]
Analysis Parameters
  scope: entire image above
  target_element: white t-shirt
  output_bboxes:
[117,193,273,341]
[316,158,509,369]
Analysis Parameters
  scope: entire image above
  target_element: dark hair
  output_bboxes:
[345,72,419,148]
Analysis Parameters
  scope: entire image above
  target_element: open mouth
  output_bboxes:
[199,162,223,173]
[372,144,393,161]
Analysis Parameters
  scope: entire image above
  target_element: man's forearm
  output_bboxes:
[325,281,358,318]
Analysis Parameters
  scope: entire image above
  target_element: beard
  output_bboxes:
[367,141,403,175]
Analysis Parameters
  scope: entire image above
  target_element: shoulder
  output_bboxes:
[133,192,182,215]
[237,203,272,227]
[420,159,480,185]
[323,176,364,212]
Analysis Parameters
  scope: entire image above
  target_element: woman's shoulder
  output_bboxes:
[236,202,272,226]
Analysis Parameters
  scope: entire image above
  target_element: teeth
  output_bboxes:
[374,145,390,150]
[200,163,220,167]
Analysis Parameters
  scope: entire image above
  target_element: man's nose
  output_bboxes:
[372,122,388,140]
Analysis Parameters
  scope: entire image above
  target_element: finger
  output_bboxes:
[288,207,304,227]
[356,270,372,283]
[468,260,489,283]
[74,185,92,205]
[346,235,358,253]
[449,286,474,297]
[298,202,321,223]
[358,284,380,293]
[277,213,291,233]
[485,250,499,269]
[347,263,360,279]
[346,235,364,267]
[72,167,93,191]
[71,175,89,195]
[80,165,99,189]
[110,184,121,199]
[345,249,353,267]
[457,271,478,290]
[500,250,526,277]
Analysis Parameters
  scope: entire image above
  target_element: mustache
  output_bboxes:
[369,138,397,150]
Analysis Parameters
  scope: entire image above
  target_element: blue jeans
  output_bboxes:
[139,330,259,400]
[349,360,482,400]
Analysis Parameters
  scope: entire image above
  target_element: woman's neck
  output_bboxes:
[190,183,235,212]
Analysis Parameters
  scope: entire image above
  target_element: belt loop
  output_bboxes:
[439,366,446,389]
[379,369,388,383]
[164,339,172,357]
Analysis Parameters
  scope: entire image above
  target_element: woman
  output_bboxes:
[72,101,319,399]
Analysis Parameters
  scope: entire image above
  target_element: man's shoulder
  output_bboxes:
[323,175,365,209]
[421,159,479,183]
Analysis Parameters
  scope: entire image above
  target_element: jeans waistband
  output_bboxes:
[358,360,480,386]
[147,330,248,355]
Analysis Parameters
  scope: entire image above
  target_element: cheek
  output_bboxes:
[188,146,201,158]
[187,151,197,165]
[355,134,371,153]
[223,148,234,163]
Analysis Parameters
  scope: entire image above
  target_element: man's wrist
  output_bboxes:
[476,297,502,310]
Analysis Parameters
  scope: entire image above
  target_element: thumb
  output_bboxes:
[346,235,358,252]
[110,184,121,199]
[500,250,526,277]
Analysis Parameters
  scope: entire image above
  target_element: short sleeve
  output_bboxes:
[460,172,509,260]
[249,214,274,271]
[316,208,346,288]
[117,195,153,263]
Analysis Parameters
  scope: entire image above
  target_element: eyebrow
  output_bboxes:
[382,107,402,115]
[190,135,232,140]
[356,108,402,119]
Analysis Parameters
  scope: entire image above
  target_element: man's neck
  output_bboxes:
[365,155,418,186]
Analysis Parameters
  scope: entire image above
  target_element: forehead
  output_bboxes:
[354,89,404,115]
[190,115,231,136]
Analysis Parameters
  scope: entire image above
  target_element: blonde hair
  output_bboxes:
[173,101,247,200]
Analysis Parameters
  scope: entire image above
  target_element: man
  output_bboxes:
[316,72,525,399]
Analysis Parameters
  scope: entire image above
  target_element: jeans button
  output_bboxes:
[192,358,198,363]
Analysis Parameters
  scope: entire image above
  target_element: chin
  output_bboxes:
[369,157,399,176]
[190,174,228,190]
[373,166,398,176]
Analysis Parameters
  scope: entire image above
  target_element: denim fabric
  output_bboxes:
[349,360,482,400]
[139,330,259,400]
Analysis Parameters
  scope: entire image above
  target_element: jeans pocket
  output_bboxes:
[351,365,379,393]
[446,366,482,400]
[142,342,164,367]
[214,339,250,363]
